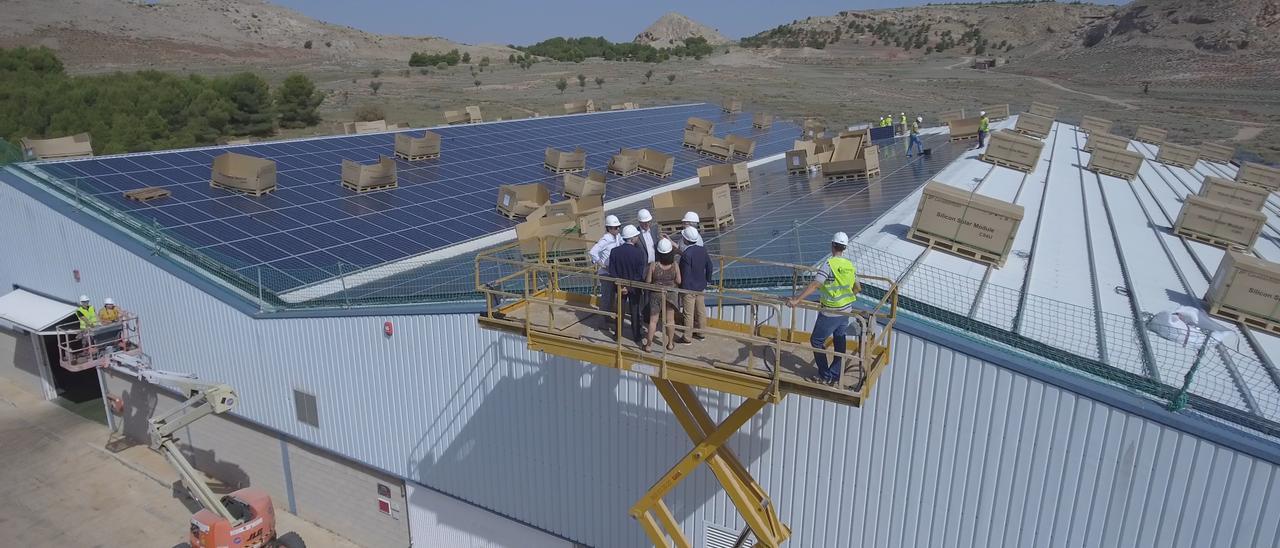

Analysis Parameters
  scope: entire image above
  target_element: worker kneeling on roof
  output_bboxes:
[787,232,861,387]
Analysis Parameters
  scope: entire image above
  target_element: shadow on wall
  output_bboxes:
[406,334,774,547]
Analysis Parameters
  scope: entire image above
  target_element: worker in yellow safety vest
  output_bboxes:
[898,112,907,135]
[975,110,991,149]
[879,115,890,128]
[76,295,97,329]
[787,232,861,386]
[907,116,924,157]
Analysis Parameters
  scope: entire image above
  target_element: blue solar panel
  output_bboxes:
[31,103,800,293]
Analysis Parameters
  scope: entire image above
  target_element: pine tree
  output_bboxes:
[275,74,324,129]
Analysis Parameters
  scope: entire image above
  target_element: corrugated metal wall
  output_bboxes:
[5,180,1280,548]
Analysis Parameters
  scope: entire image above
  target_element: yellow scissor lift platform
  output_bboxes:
[475,237,899,547]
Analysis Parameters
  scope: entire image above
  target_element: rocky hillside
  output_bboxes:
[0,0,514,70]
[634,12,730,46]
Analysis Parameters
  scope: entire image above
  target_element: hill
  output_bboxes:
[0,0,514,70]
[634,12,731,47]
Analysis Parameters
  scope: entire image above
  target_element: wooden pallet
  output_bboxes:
[980,155,1035,173]
[659,216,733,235]
[123,187,171,202]
[697,150,733,162]
[1207,304,1280,336]
[544,164,584,174]
[342,181,398,193]
[824,168,881,181]
[949,133,979,142]
[607,167,638,177]
[497,208,529,220]
[1158,159,1196,170]
[1087,166,1136,181]
[1174,227,1250,252]
[752,123,770,129]
[907,230,1007,267]
[638,167,671,178]
[1014,129,1048,140]
[210,181,276,197]
[730,180,751,190]
[394,151,440,162]
[681,142,700,149]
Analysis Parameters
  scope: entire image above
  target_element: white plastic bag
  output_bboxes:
[1148,306,1236,349]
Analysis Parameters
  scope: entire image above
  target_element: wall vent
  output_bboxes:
[293,389,319,427]
[705,522,755,548]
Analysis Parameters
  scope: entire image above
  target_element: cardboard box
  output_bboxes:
[1236,162,1280,192]
[394,132,441,161]
[1134,125,1167,145]
[753,113,774,129]
[389,122,409,129]
[496,183,550,219]
[682,129,708,149]
[722,99,743,113]
[1201,142,1235,165]
[528,194,603,222]
[544,147,586,173]
[341,156,398,191]
[636,148,674,178]
[1200,176,1269,212]
[1080,116,1113,136]
[224,138,253,145]
[785,149,812,173]
[697,135,736,160]
[909,182,1025,266]
[609,102,639,110]
[1205,251,1280,328]
[652,185,733,231]
[948,117,982,141]
[1155,142,1200,170]
[981,130,1044,173]
[983,104,1010,121]
[821,134,880,179]
[1028,102,1058,120]
[465,106,483,123]
[344,120,388,134]
[563,170,606,200]
[1086,145,1144,181]
[1174,195,1265,249]
[211,153,277,196]
[1014,112,1053,140]
[698,162,750,190]
[443,110,469,125]
[607,149,642,175]
[686,117,714,134]
[21,133,93,160]
[939,109,966,124]
[1082,131,1130,153]
[516,208,604,258]
[802,119,826,139]
[725,134,755,158]
[563,99,595,114]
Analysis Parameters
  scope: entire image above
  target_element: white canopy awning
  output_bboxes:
[0,289,77,332]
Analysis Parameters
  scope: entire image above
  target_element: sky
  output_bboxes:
[267,0,1123,45]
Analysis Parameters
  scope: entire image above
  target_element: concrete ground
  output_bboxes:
[0,377,359,548]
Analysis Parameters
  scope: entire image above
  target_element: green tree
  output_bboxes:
[474,79,482,87]
[555,77,567,94]
[508,53,516,64]
[461,51,471,63]
[666,74,676,85]
[479,56,490,71]
[371,68,383,78]
[215,72,275,136]
[594,76,604,88]
[369,80,382,95]
[274,74,324,129]
[576,73,586,91]
[644,68,654,83]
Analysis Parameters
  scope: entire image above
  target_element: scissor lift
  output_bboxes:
[475,237,899,547]
[55,314,143,372]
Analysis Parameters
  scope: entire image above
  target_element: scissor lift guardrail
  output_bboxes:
[475,237,899,547]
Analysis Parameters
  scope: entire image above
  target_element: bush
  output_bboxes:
[461,52,471,63]
[369,80,382,95]
[555,77,567,94]
[303,40,312,49]
[275,74,324,129]
[371,68,382,78]
[354,105,385,122]
[410,49,462,67]
[666,74,676,84]
[474,79,482,87]
[514,35,712,63]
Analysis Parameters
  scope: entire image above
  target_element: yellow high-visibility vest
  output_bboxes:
[76,305,97,329]
[819,257,857,309]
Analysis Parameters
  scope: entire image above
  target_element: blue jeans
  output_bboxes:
[978,130,988,148]
[810,314,849,382]
[908,135,923,156]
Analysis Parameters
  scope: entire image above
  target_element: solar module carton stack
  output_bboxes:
[1205,251,1280,335]
[1201,142,1236,165]
[939,109,966,124]
[721,98,743,114]
[980,130,1044,173]
[683,117,714,148]
[802,119,826,140]
[1134,125,1168,145]
[563,99,596,115]
[1080,116,1113,136]
[1028,102,1058,120]
[211,152,277,197]
[21,133,93,160]
[652,185,733,233]
[465,106,483,123]
[496,183,551,219]
[698,162,750,191]
[908,182,1025,267]
[1200,176,1270,212]
[609,102,639,110]
[1014,113,1053,140]
[1237,162,1280,193]
[636,149,674,178]
[341,156,398,192]
[697,135,736,161]
[1082,131,1130,153]
[344,120,388,134]
[544,147,586,173]
[724,134,755,159]
[224,138,253,145]
[394,132,441,161]
[752,113,774,129]
[1155,142,1201,170]
[607,148,642,176]
[562,170,606,200]
[443,110,470,125]
[1086,145,1145,181]
[948,117,982,142]
[820,134,880,181]
[983,104,1010,121]
[516,196,605,264]
[1173,195,1265,251]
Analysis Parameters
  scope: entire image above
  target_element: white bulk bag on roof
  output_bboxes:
[1147,306,1236,349]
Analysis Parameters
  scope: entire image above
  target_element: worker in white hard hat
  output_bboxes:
[590,215,625,318]
[907,115,925,158]
[898,112,908,136]
[608,225,649,344]
[677,226,714,344]
[787,232,861,387]
[76,295,98,330]
[644,237,682,351]
[975,110,990,150]
[99,297,122,324]
[636,208,657,264]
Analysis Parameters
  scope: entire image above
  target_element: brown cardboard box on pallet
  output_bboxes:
[544,147,586,173]
[802,119,826,140]
[981,130,1044,173]
[1083,132,1130,153]
[1236,162,1280,192]
[344,120,389,134]
[683,129,709,149]
[563,99,595,114]
[908,182,1025,267]
[341,156,397,192]
[443,110,470,125]
[686,117,715,134]
[1205,251,1280,333]
[609,102,639,110]
[983,104,1010,121]
[1155,142,1200,170]
[1080,116,1113,136]
[636,148,674,177]
[21,133,94,160]
[1201,142,1235,165]
[939,109,966,124]
[516,206,604,259]
[948,117,982,141]
[1134,125,1168,145]
[563,170,606,200]
[211,153,277,196]
[394,132,441,161]
[1200,176,1269,212]
[1014,113,1053,140]
[1086,145,1144,181]
[698,162,750,190]
[1028,102,1058,120]
[496,183,551,219]
[607,149,642,175]
[753,113,774,129]
[785,149,812,173]
[725,134,755,158]
[821,135,880,180]
[722,99,743,113]
[1175,195,1265,250]
[529,194,603,222]
[697,135,736,160]
[652,185,733,232]
[465,106,483,123]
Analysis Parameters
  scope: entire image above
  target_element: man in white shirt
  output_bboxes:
[590,215,624,321]
[637,208,657,264]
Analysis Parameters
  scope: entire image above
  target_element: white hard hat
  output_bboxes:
[980,110,987,116]
[682,211,700,224]
[80,295,90,302]
[832,232,850,246]
[104,298,115,306]
[682,226,700,243]
[656,238,674,254]
[900,112,905,116]
[637,208,653,223]
[621,225,640,239]
[604,214,621,227]
[917,116,923,122]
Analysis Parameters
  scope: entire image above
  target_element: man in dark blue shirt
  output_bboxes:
[608,225,648,345]
[677,227,714,343]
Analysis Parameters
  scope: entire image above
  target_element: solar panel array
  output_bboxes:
[29,103,799,293]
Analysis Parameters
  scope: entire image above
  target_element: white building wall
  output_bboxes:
[5,177,1280,548]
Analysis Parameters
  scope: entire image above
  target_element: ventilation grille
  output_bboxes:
[705,523,755,548]
[293,389,319,427]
